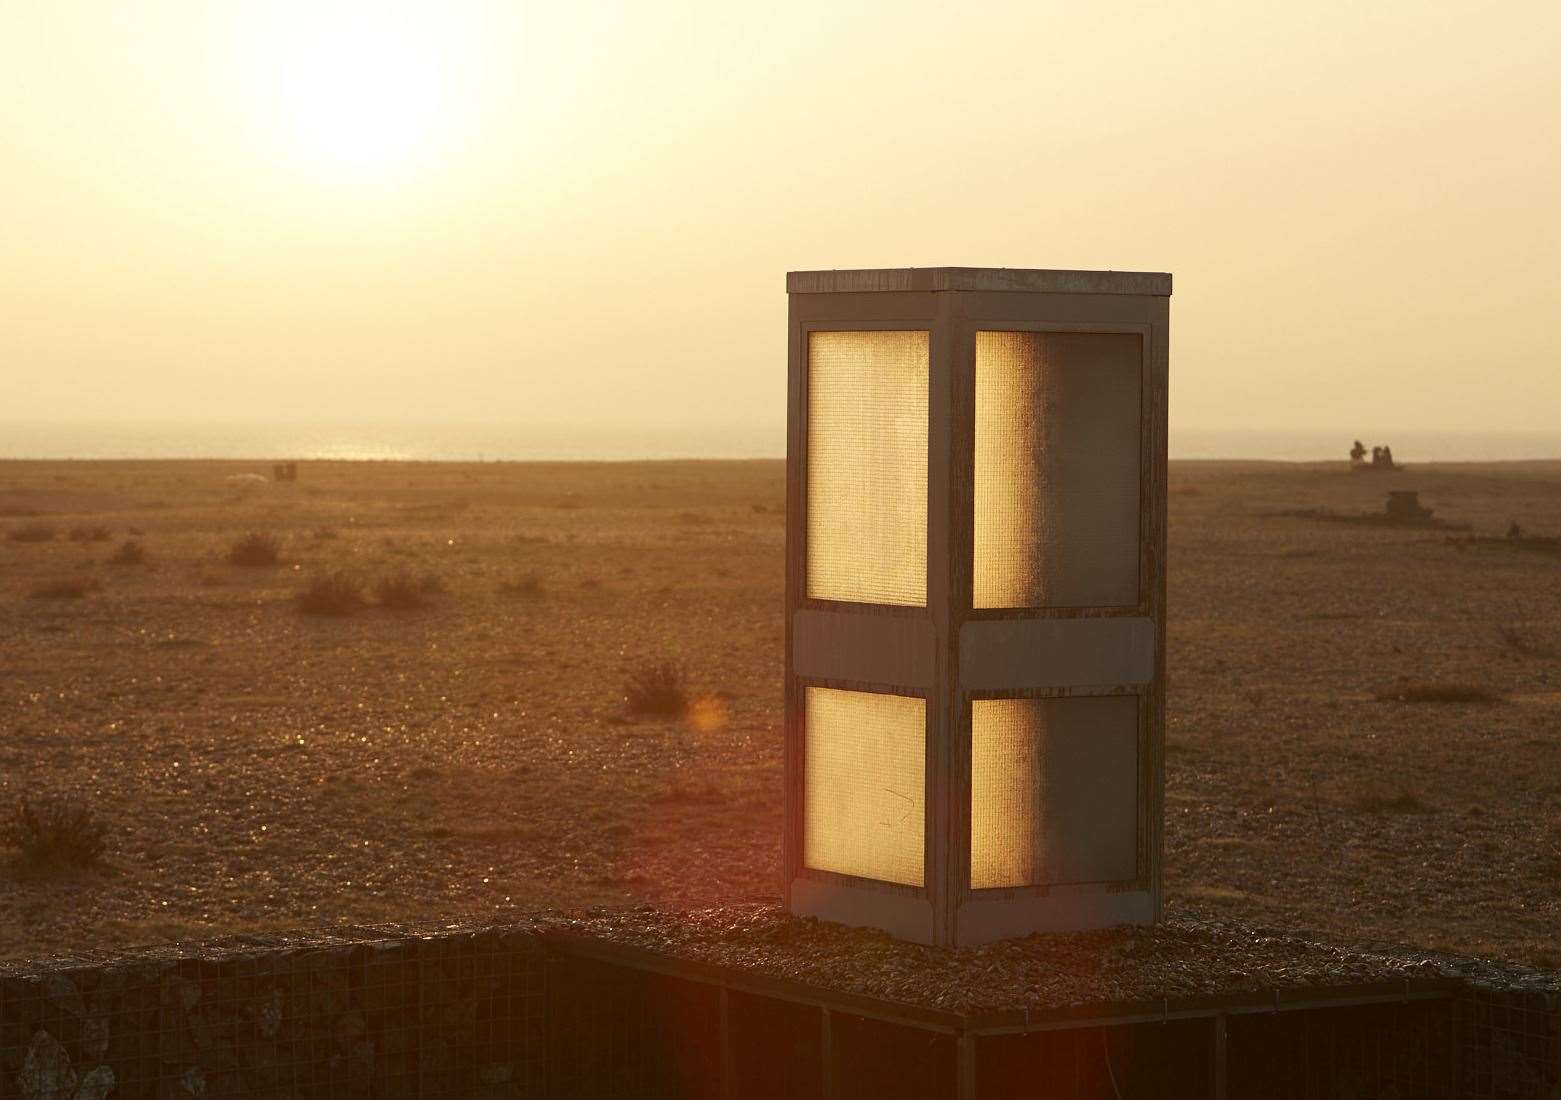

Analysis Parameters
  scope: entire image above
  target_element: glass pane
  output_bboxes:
[974,331,1142,609]
[806,330,929,606]
[804,686,925,886]
[970,696,1138,888]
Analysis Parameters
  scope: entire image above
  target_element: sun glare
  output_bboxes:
[243,5,474,177]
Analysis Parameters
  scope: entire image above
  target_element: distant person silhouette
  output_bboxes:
[1350,440,1367,463]
[1371,446,1383,465]
[1382,445,1395,467]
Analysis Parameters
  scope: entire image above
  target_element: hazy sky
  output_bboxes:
[3,0,1558,437]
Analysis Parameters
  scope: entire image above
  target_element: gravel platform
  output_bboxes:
[548,902,1558,1016]
[5,901,1553,1019]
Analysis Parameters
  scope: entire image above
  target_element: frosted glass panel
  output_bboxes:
[970,696,1138,888]
[807,330,928,606]
[804,686,925,886]
[974,331,1141,609]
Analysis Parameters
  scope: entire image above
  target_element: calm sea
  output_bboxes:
[2,423,1559,464]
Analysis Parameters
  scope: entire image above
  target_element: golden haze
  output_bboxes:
[1,1,1558,433]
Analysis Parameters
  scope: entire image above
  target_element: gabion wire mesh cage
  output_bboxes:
[3,926,1556,1097]
[0,928,546,1100]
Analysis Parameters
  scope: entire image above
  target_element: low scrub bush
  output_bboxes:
[625,660,689,717]
[1,797,109,869]
[1355,787,1429,814]
[297,572,366,616]
[1497,623,1551,657]
[373,570,446,609]
[7,523,55,543]
[1374,681,1499,704]
[227,531,282,567]
[498,573,544,597]
[30,576,101,599]
[656,778,726,804]
[107,539,146,565]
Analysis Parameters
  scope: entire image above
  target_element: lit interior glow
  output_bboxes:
[973,331,1143,609]
[804,686,925,886]
[806,330,928,606]
[970,696,1140,889]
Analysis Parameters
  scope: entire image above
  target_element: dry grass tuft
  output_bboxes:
[30,576,101,599]
[297,572,366,616]
[107,539,146,566]
[373,570,446,609]
[227,531,282,566]
[1374,681,1500,704]
[7,522,56,543]
[498,573,545,597]
[625,660,689,716]
[1497,623,1551,657]
[655,778,726,804]
[1355,787,1429,814]
[2,797,109,870]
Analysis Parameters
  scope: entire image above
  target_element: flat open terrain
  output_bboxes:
[1,458,1558,966]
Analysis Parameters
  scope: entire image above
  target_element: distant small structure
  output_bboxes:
[1351,440,1402,472]
[1271,488,1466,530]
[1384,490,1432,522]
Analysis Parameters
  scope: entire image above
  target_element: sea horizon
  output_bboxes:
[3,421,1561,464]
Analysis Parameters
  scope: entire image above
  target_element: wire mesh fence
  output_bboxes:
[974,1018,1213,1100]
[1460,985,1561,1100]
[0,927,545,1099]
[545,953,726,1099]
[1,927,1557,1098]
[1226,998,1459,1100]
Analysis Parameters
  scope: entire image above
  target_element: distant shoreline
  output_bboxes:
[4,456,1561,470]
[2,424,1560,464]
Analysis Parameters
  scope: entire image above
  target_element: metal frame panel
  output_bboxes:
[544,932,1463,1100]
[787,268,1172,296]
[950,302,1167,944]
[959,616,1155,690]
[786,297,946,940]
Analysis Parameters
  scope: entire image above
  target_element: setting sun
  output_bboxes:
[240,4,477,175]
